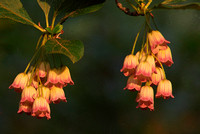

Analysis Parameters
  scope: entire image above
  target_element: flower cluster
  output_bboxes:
[9,61,74,119]
[121,30,174,111]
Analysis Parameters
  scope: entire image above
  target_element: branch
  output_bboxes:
[115,0,144,16]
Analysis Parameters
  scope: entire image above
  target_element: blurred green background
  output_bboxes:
[0,0,200,134]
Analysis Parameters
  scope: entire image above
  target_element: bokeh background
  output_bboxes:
[0,0,200,134]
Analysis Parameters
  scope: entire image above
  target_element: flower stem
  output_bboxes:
[24,46,41,74]
[131,32,140,55]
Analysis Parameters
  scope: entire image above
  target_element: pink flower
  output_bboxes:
[135,61,152,82]
[27,72,38,88]
[32,97,51,119]
[124,75,141,91]
[151,67,164,85]
[120,54,139,76]
[37,86,50,103]
[59,66,74,86]
[50,86,67,104]
[136,86,154,111]
[45,68,60,87]
[148,30,170,51]
[36,62,50,78]
[146,55,156,73]
[156,46,174,67]
[9,73,28,92]
[17,102,32,114]
[156,79,174,99]
[20,86,37,104]
[136,51,145,61]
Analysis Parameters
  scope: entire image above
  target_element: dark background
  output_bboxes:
[0,0,200,134]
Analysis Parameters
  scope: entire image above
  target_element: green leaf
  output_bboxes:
[161,0,187,5]
[0,0,36,26]
[69,3,105,18]
[37,0,51,18]
[53,0,105,14]
[153,0,200,10]
[45,39,84,63]
[45,27,53,34]
[52,24,63,34]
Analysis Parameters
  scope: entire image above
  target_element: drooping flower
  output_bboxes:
[17,102,32,114]
[151,67,163,85]
[135,61,152,82]
[32,97,51,119]
[37,85,50,103]
[9,73,28,92]
[59,66,74,86]
[136,86,154,111]
[45,68,60,87]
[156,46,174,67]
[50,86,67,104]
[156,79,174,99]
[27,72,38,89]
[120,54,139,76]
[146,55,156,73]
[36,61,50,78]
[20,86,37,104]
[124,75,141,91]
[136,51,145,61]
[148,30,170,51]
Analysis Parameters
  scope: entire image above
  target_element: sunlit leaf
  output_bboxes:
[52,24,63,34]
[45,39,84,63]
[0,0,36,26]
[153,0,200,10]
[37,0,51,18]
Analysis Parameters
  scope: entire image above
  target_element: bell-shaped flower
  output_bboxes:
[45,68,60,87]
[32,97,51,119]
[151,67,163,85]
[120,54,139,76]
[9,73,28,92]
[36,61,50,78]
[37,85,50,103]
[136,51,145,61]
[20,86,37,104]
[156,46,174,67]
[17,102,32,114]
[148,30,170,50]
[156,79,174,99]
[59,66,74,86]
[146,55,156,73]
[135,61,152,82]
[136,86,154,111]
[50,86,67,104]
[124,75,141,91]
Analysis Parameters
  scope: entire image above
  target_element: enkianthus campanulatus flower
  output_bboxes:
[120,1,174,111]
[9,60,74,119]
